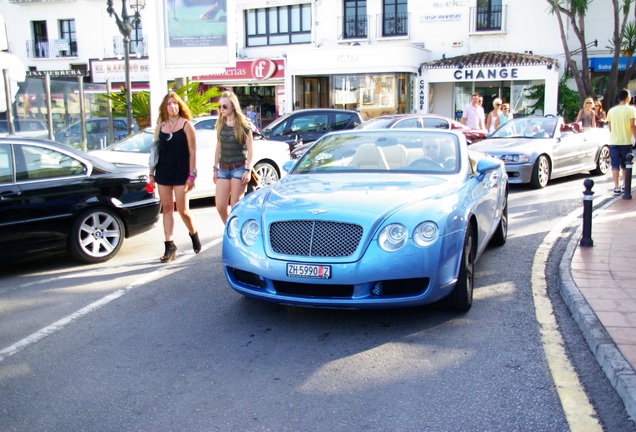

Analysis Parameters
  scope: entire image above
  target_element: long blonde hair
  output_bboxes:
[215,91,251,144]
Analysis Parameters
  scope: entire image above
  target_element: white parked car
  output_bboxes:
[90,127,290,200]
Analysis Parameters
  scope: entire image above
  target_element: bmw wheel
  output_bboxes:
[530,154,550,189]
[68,207,124,263]
[591,145,610,176]
[444,225,474,312]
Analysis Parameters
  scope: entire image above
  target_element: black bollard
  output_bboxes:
[623,152,633,200]
[580,178,594,247]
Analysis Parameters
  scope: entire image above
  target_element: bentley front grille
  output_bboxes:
[269,220,363,257]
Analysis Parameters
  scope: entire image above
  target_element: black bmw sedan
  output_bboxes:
[0,137,160,264]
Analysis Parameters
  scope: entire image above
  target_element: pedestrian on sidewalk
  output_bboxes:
[461,93,485,131]
[606,89,636,195]
[149,91,201,262]
[213,91,254,224]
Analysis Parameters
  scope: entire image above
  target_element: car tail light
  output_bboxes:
[145,182,155,193]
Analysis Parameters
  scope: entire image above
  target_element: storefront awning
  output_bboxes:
[421,51,559,71]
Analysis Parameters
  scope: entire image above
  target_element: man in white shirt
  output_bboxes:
[461,93,486,131]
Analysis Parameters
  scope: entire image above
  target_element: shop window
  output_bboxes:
[343,0,367,39]
[245,4,312,47]
[476,0,502,31]
[381,0,408,37]
[58,19,77,57]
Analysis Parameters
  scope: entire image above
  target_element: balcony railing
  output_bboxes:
[469,4,508,33]
[379,12,409,38]
[338,14,369,40]
[112,36,148,58]
[26,39,78,59]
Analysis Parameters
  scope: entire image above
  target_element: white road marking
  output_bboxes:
[0,238,223,363]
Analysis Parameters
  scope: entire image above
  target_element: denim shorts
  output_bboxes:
[609,145,633,170]
[217,166,248,180]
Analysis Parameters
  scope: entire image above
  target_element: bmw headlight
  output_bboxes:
[501,154,529,164]
[413,221,439,246]
[227,216,240,239]
[241,219,260,246]
[378,223,407,252]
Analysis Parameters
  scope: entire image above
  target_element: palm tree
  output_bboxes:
[99,81,223,128]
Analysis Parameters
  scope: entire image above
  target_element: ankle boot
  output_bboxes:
[190,231,201,254]
[160,241,177,263]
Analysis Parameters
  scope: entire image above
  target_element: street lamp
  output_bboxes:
[106,0,146,136]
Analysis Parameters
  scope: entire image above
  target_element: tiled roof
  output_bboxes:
[421,51,559,69]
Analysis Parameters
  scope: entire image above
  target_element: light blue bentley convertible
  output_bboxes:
[222,129,508,312]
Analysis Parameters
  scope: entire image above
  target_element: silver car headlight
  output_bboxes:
[413,221,439,246]
[241,219,260,246]
[378,223,407,252]
[501,154,529,163]
[227,216,240,239]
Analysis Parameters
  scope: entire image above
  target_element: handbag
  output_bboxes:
[248,168,260,188]
[149,139,160,168]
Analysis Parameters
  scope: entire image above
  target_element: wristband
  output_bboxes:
[213,166,219,171]
[188,176,195,181]
[244,167,251,172]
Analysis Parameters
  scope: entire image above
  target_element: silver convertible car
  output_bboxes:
[470,116,610,188]
[222,129,509,312]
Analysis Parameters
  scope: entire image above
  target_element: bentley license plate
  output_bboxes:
[287,263,331,279]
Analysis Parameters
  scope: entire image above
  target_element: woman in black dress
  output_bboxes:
[149,91,201,262]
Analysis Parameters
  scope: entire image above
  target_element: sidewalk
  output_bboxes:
[559,191,636,421]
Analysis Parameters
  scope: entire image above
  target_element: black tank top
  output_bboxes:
[154,124,190,186]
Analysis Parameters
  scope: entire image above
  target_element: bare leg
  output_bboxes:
[215,178,232,224]
[173,185,196,235]
[158,184,176,241]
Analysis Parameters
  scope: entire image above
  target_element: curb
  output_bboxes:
[558,196,636,421]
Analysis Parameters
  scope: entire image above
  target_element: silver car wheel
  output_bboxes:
[254,162,279,186]
[531,155,550,189]
[69,207,124,263]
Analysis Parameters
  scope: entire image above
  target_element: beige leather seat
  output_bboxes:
[350,143,389,170]
[382,144,408,169]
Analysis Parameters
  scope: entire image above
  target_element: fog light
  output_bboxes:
[371,282,383,296]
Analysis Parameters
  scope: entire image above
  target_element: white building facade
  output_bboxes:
[0,0,619,128]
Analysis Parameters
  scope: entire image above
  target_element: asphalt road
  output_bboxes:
[0,176,635,431]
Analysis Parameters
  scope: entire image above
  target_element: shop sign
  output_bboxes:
[589,56,636,72]
[251,58,277,80]
[453,67,519,81]
[420,14,462,22]
[193,59,285,82]
[418,79,425,111]
[26,70,85,78]
[89,58,150,83]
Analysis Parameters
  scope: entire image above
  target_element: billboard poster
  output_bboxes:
[162,0,234,70]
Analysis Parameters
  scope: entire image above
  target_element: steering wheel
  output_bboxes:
[409,157,443,168]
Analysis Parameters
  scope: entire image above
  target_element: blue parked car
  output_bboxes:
[222,129,509,311]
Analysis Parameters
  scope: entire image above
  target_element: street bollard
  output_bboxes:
[580,178,594,247]
[623,152,633,200]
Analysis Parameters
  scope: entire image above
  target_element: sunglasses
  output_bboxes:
[502,107,509,110]
[585,101,593,104]
[220,104,231,109]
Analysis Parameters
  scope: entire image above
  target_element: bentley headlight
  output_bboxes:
[227,216,240,239]
[378,223,407,252]
[413,221,439,246]
[241,219,260,246]
[501,154,529,164]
